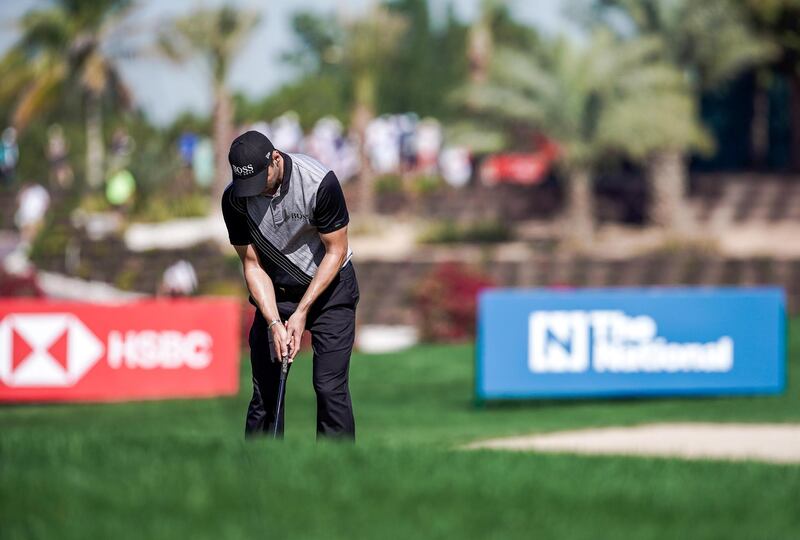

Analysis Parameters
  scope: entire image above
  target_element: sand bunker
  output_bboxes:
[466,423,800,464]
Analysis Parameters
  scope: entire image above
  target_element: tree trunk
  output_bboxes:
[565,167,593,247]
[647,149,691,232]
[85,94,104,190]
[750,71,769,170]
[352,72,376,222]
[212,84,233,213]
[467,17,492,84]
[790,73,800,172]
[352,102,375,221]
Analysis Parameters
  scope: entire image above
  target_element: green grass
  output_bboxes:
[1,319,799,539]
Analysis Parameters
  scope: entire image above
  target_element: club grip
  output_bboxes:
[280,355,289,379]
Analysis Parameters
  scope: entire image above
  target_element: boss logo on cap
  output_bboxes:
[232,163,255,176]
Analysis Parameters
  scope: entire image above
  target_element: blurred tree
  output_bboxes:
[159,7,259,211]
[590,0,773,229]
[467,0,496,84]
[467,0,543,84]
[285,11,345,76]
[378,0,469,117]
[741,0,800,170]
[0,0,133,190]
[459,33,706,246]
[271,2,471,123]
[234,11,352,129]
[340,4,408,221]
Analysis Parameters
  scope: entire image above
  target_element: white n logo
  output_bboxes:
[529,311,590,373]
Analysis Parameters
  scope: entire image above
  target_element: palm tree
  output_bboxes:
[467,1,500,84]
[159,7,259,209]
[591,0,773,230]
[0,0,133,190]
[460,32,705,246]
[338,4,407,221]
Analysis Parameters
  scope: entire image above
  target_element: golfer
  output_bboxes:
[221,130,358,441]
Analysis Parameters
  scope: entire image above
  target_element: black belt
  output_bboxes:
[273,263,354,302]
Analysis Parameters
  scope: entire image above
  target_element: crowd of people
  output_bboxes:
[229,112,473,188]
[3,111,478,264]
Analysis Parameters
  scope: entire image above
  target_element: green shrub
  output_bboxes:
[419,219,512,244]
[29,223,71,265]
[133,192,210,222]
[375,174,403,194]
[77,193,112,213]
[409,174,442,196]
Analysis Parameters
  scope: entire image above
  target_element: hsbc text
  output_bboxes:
[107,330,213,369]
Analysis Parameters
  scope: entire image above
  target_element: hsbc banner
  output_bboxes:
[0,299,240,402]
[477,288,786,400]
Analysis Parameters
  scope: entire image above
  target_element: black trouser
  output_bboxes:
[245,262,359,441]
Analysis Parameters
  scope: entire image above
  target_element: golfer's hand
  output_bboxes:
[270,323,291,362]
[285,310,307,361]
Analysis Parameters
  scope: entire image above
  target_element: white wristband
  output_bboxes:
[267,319,281,331]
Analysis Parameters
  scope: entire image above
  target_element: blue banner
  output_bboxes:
[476,287,786,400]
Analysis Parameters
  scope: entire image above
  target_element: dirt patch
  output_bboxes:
[465,423,800,464]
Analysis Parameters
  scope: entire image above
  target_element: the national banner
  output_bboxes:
[477,287,786,400]
[0,298,241,402]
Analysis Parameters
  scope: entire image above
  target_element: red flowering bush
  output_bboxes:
[412,262,494,343]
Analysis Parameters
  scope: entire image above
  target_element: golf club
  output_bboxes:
[271,353,290,439]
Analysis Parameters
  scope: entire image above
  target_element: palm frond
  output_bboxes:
[460,82,546,124]
[18,8,72,53]
[0,48,37,105]
[597,91,712,160]
[12,60,68,129]
[164,7,261,83]
[444,120,507,153]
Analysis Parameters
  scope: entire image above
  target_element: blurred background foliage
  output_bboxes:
[2,0,797,208]
[3,0,798,202]
[2,0,800,317]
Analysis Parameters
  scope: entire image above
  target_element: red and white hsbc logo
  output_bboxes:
[0,300,240,402]
[0,314,104,387]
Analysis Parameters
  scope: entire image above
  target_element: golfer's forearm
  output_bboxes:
[296,251,346,314]
[243,266,280,322]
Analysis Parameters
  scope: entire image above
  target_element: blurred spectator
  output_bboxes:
[271,111,304,152]
[158,259,198,297]
[192,137,215,188]
[305,116,359,183]
[306,116,342,169]
[241,111,473,187]
[46,124,73,190]
[398,113,418,172]
[249,120,272,140]
[178,132,198,167]
[105,169,136,209]
[109,127,135,173]
[366,115,401,174]
[335,136,360,182]
[0,127,19,188]
[439,147,472,188]
[416,118,442,174]
[15,182,50,245]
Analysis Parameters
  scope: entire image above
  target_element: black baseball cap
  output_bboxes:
[228,130,275,197]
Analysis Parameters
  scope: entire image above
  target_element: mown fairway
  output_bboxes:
[2,320,799,539]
